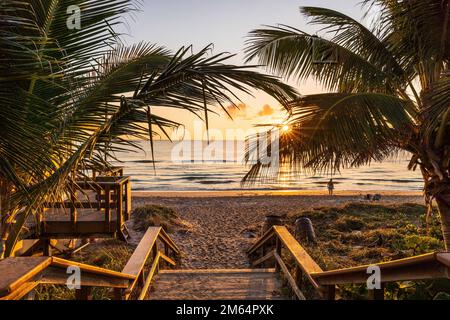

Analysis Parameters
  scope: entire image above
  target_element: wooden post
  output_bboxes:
[275,238,282,272]
[70,190,77,230]
[261,244,266,268]
[113,288,124,300]
[125,181,132,220]
[105,186,111,231]
[262,216,283,235]
[164,244,171,269]
[140,270,146,287]
[324,285,336,300]
[295,265,303,290]
[153,243,159,273]
[43,238,51,257]
[116,184,124,234]
[368,283,385,300]
[75,286,92,300]
[96,186,102,211]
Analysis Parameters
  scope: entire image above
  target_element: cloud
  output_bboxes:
[224,103,249,118]
[257,104,275,117]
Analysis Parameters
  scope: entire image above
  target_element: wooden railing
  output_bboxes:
[40,176,132,242]
[117,227,181,300]
[79,166,125,180]
[0,227,181,300]
[248,226,450,300]
[248,226,325,300]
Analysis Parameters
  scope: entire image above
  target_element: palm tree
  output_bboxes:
[0,0,297,258]
[244,1,450,249]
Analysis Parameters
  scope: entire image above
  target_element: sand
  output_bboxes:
[131,191,424,269]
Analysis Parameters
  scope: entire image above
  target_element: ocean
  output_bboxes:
[114,140,424,192]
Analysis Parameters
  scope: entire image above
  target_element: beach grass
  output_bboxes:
[35,240,133,300]
[35,196,449,300]
[286,203,449,300]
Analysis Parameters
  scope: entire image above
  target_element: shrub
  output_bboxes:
[35,243,132,300]
[335,216,365,232]
[133,205,179,233]
[288,202,446,300]
[393,235,444,255]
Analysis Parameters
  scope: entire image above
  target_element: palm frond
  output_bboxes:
[243,92,416,184]
[245,25,401,94]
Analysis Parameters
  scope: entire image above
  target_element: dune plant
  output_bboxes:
[244,1,450,249]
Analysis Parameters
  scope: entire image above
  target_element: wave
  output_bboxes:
[197,180,235,185]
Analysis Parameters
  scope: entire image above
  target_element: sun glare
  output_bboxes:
[282,125,290,133]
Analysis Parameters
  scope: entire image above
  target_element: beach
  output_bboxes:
[131,191,424,269]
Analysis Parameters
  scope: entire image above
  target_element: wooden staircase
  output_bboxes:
[149,269,284,300]
[1,226,449,300]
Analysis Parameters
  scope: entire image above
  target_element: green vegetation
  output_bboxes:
[287,203,449,300]
[244,1,450,250]
[0,0,297,258]
[35,241,133,300]
[35,204,186,300]
[133,205,181,233]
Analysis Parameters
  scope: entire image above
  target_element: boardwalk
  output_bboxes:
[149,269,284,300]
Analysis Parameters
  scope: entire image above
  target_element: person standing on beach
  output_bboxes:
[327,179,335,196]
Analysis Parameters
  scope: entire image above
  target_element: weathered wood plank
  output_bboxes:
[272,226,323,290]
[252,250,275,268]
[274,252,306,300]
[159,251,176,267]
[159,269,276,275]
[41,221,117,238]
[312,252,450,285]
[125,181,132,219]
[11,240,41,257]
[138,252,161,300]
[274,226,323,274]
[159,228,181,254]
[122,227,161,277]
[247,228,276,255]
[0,282,39,300]
[149,269,284,301]
[51,257,135,280]
[40,266,129,289]
[0,257,51,297]
[437,253,450,266]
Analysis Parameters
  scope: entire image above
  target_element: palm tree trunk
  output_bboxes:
[436,189,450,252]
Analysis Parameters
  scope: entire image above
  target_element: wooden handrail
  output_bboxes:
[273,252,306,300]
[249,226,450,300]
[80,166,124,180]
[159,228,181,254]
[137,251,161,300]
[119,227,180,300]
[0,227,181,300]
[38,175,132,243]
[247,227,277,255]
[249,226,325,298]
[312,252,450,285]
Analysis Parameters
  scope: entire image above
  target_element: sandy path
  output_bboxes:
[132,194,423,269]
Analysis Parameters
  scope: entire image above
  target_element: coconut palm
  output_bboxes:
[0,0,297,257]
[244,1,450,249]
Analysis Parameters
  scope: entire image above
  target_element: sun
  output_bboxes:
[282,125,290,133]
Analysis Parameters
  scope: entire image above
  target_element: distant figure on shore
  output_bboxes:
[327,179,335,196]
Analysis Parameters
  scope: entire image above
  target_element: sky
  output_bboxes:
[119,0,369,140]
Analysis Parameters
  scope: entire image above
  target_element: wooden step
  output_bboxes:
[148,269,285,300]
